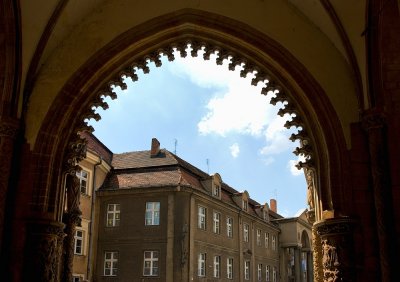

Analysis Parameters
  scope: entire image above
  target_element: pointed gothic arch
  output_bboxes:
[25,9,355,281]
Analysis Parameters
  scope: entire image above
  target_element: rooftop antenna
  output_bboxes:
[274,189,278,200]
[206,158,210,174]
[174,139,178,155]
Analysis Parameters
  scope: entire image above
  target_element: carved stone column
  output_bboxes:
[0,118,19,253]
[62,174,82,282]
[315,218,356,282]
[362,110,394,282]
[312,225,323,282]
[23,220,65,282]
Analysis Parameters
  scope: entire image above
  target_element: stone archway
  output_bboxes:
[25,9,354,281]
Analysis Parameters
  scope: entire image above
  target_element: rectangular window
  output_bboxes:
[213,184,220,197]
[272,235,277,251]
[145,202,160,226]
[104,251,118,276]
[227,258,233,279]
[106,204,120,227]
[273,267,277,282]
[74,230,84,255]
[244,260,250,280]
[266,265,270,282]
[213,255,220,278]
[143,251,159,276]
[243,223,249,242]
[242,199,248,211]
[257,229,261,246]
[72,276,81,282]
[198,206,206,230]
[76,170,89,194]
[213,212,220,234]
[265,232,269,248]
[226,217,233,238]
[258,264,262,281]
[198,253,206,277]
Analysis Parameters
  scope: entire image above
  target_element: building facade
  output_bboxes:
[87,138,310,281]
[71,133,112,281]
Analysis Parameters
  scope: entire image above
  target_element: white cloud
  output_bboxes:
[288,155,306,176]
[170,53,275,137]
[169,51,299,165]
[230,143,240,158]
[262,156,275,165]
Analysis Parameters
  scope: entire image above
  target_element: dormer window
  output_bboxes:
[213,184,220,198]
[263,210,268,221]
[242,199,248,211]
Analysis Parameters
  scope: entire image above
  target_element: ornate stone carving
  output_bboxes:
[315,218,356,282]
[64,136,87,174]
[0,120,19,138]
[312,226,323,282]
[24,221,65,282]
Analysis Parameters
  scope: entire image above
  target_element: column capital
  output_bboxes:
[314,217,356,282]
[0,118,19,139]
[314,217,356,236]
[362,108,386,131]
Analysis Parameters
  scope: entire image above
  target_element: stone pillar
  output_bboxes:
[314,218,356,282]
[23,220,65,282]
[363,110,394,282]
[0,118,19,254]
[307,251,313,282]
[294,247,301,282]
[62,173,82,282]
[311,226,323,282]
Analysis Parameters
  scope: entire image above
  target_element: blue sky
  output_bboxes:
[89,50,307,217]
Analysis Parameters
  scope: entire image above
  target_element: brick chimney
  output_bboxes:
[270,199,277,213]
[150,138,160,157]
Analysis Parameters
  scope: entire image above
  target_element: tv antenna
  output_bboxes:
[206,158,210,174]
[174,139,178,155]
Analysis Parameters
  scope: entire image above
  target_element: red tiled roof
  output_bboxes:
[80,132,113,164]
[102,167,203,190]
[112,150,178,169]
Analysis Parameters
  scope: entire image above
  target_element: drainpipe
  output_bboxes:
[86,157,102,281]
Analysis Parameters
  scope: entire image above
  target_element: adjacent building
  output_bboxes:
[75,136,312,282]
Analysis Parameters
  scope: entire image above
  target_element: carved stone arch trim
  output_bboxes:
[32,9,348,218]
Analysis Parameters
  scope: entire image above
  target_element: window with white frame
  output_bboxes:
[213,184,220,198]
[104,251,118,276]
[244,260,250,280]
[263,210,268,221]
[266,265,270,282]
[273,267,277,282]
[106,204,120,227]
[213,212,220,234]
[272,234,277,250]
[198,206,206,230]
[198,253,206,277]
[76,169,89,195]
[143,251,159,276]
[243,223,249,242]
[257,264,262,281]
[74,230,84,255]
[226,217,233,238]
[265,232,269,248]
[227,258,233,279]
[213,255,221,278]
[242,199,248,211]
[145,202,160,226]
[72,275,82,282]
[256,229,261,246]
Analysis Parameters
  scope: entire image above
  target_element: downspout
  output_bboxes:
[86,157,102,281]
